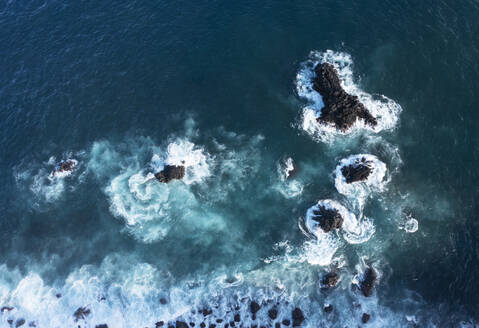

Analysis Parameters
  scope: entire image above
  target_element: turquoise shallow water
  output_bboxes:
[1,0,479,327]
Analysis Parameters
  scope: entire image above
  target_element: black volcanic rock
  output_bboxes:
[341,157,373,183]
[321,272,339,288]
[176,321,188,328]
[292,308,304,327]
[360,267,377,297]
[52,159,76,176]
[73,307,91,321]
[312,63,377,131]
[155,165,185,183]
[311,206,343,232]
[268,308,278,320]
[250,301,260,314]
[323,304,333,313]
[362,313,371,324]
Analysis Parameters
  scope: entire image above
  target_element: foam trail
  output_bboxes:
[296,50,402,143]
[275,157,303,198]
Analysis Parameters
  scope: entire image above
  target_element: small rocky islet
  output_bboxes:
[312,62,377,131]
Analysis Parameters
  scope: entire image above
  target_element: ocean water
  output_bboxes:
[1,0,479,327]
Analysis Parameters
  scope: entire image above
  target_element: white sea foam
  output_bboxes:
[296,50,402,143]
[334,154,388,209]
[275,157,304,198]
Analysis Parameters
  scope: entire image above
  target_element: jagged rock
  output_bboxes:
[321,272,339,288]
[362,313,371,323]
[323,304,333,313]
[292,308,304,326]
[190,323,195,327]
[268,308,278,320]
[312,63,377,131]
[341,157,372,183]
[360,267,377,297]
[155,165,185,183]
[73,307,91,321]
[250,301,260,314]
[311,206,343,232]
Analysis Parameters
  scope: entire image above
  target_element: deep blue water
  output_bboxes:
[1,0,479,327]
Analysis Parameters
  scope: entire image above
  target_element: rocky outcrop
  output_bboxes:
[311,206,343,232]
[341,157,373,183]
[360,267,377,297]
[362,313,371,324]
[312,63,377,131]
[292,308,304,327]
[52,159,76,176]
[268,308,278,320]
[73,307,90,321]
[321,272,339,288]
[155,165,185,183]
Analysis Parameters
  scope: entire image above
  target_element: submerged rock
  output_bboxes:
[268,308,278,320]
[321,272,339,288]
[312,63,377,131]
[292,308,304,327]
[311,205,343,232]
[323,304,333,313]
[95,325,108,328]
[176,321,188,328]
[73,307,91,321]
[360,267,377,297]
[15,319,25,327]
[155,165,186,183]
[362,313,371,324]
[341,157,373,183]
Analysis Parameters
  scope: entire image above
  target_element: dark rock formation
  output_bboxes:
[95,325,108,328]
[234,314,240,322]
[1,306,13,312]
[321,272,339,288]
[73,307,91,321]
[360,267,377,297]
[15,319,25,327]
[362,313,371,324]
[176,321,188,328]
[275,323,281,328]
[28,322,36,327]
[160,298,168,305]
[156,321,165,327]
[323,304,333,313]
[250,301,260,314]
[341,157,373,183]
[311,205,343,232]
[52,159,76,176]
[292,308,304,327]
[282,319,290,326]
[155,165,185,183]
[312,63,377,131]
[268,308,278,320]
